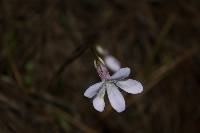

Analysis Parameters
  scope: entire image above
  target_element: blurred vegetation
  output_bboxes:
[0,0,200,133]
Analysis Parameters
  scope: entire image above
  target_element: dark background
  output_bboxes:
[0,0,200,133]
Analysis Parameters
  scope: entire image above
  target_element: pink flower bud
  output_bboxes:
[94,57,111,80]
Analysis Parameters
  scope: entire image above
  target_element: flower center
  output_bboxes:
[97,86,105,98]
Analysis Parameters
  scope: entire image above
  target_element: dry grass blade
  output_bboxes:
[127,47,198,108]
[46,33,98,90]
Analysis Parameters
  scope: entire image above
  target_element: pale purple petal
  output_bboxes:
[107,83,125,112]
[110,67,131,80]
[93,96,105,112]
[84,82,103,98]
[105,55,121,72]
[117,79,143,94]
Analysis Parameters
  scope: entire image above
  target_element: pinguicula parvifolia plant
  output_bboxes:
[84,46,143,112]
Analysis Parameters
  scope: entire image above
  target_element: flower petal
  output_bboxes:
[93,96,105,112]
[96,45,108,55]
[84,82,103,98]
[107,83,125,112]
[110,67,131,80]
[105,55,121,72]
[117,79,143,94]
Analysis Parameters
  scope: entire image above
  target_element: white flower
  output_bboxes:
[84,63,143,112]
